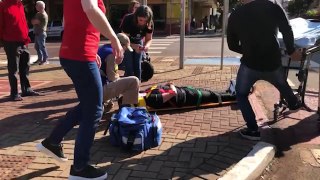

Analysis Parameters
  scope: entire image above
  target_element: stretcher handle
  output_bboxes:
[305,45,320,55]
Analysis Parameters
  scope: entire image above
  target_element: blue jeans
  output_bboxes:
[48,58,103,170]
[34,32,49,61]
[236,64,298,131]
[123,49,142,80]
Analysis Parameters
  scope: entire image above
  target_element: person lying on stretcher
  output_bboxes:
[135,81,237,109]
[99,33,236,111]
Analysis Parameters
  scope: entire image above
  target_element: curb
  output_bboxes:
[219,141,276,180]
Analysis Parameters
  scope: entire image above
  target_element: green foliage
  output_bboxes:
[287,0,314,17]
[217,0,241,10]
[305,9,319,16]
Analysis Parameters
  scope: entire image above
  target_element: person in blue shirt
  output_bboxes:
[98,33,140,110]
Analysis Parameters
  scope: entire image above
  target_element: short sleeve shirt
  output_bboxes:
[33,12,48,35]
[60,0,106,61]
[120,14,153,44]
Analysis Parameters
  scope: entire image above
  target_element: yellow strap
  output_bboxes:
[146,85,158,98]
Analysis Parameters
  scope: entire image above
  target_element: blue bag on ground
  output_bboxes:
[109,107,162,151]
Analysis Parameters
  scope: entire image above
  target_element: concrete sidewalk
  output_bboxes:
[0,55,311,179]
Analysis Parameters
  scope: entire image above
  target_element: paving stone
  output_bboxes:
[147,160,164,172]
[0,60,258,179]
[130,171,157,178]
[113,169,131,180]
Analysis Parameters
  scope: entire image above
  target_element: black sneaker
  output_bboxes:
[36,138,68,162]
[239,129,261,141]
[69,165,108,180]
[21,90,40,97]
[289,100,302,111]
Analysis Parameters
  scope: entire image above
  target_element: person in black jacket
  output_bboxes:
[227,0,303,141]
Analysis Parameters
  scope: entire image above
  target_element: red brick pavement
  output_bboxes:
[0,57,267,179]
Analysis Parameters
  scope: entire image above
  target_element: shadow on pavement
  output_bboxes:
[16,166,60,180]
[36,84,74,93]
[92,126,255,179]
[0,66,63,78]
[20,98,77,109]
[262,113,319,157]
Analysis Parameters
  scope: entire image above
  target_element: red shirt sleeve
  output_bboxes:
[0,3,4,40]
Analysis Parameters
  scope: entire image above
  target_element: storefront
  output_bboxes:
[23,0,216,35]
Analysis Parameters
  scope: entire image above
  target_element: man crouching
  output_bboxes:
[98,33,140,112]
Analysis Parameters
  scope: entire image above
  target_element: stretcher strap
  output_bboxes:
[196,89,202,107]
[146,85,158,98]
[186,86,202,107]
[217,93,222,105]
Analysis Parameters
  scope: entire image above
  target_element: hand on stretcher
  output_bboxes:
[290,49,303,61]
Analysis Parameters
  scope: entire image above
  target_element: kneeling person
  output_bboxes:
[98,33,140,110]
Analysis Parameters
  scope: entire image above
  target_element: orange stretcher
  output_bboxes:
[145,101,237,112]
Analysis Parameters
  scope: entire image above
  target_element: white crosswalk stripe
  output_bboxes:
[148,38,178,55]
[99,38,178,55]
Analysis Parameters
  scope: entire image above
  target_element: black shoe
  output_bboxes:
[34,59,42,64]
[10,95,23,101]
[289,100,302,111]
[239,129,261,141]
[69,165,108,180]
[36,138,68,163]
[21,90,40,97]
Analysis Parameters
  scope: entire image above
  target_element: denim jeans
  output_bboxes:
[236,64,298,131]
[123,49,142,80]
[3,41,31,97]
[48,58,103,170]
[34,32,49,61]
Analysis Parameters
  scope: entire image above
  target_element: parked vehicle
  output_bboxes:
[29,20,64,41]
[278,18,320,49]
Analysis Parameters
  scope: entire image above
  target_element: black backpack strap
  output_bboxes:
[104,114,117,135]
[125,130,136,150]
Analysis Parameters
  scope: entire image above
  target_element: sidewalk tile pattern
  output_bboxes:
[0,57,261,179]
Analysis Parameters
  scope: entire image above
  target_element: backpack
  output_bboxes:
[108,107,162,151]
[141,52,154,82]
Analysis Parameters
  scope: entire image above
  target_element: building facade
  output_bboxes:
[23,0,217,35]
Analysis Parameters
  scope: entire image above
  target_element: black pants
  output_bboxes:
[3,41,31,97]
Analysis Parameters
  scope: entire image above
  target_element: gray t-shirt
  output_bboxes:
[33,12,48,35]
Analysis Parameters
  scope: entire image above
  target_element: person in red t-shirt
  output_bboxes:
[0,0,40,101]
[36,0,124,179]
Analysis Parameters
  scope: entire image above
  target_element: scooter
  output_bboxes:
[273,45,320,121]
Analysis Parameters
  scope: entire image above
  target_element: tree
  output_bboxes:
[287,0,314,17]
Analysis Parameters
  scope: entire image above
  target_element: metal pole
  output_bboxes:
[142,0,147,5]
[220,0,229,70]
[180,0,185,69]
[169,2,172,36]
[318,61,320,122]
[188,0,192,35]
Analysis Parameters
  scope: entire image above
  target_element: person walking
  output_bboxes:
[119,0,140,31]
[36,0,123,179]
[120,5,153,81]
[32,1,49,65]
[0,0,40,101]
[202,16,208,33]
[227,0,303,141]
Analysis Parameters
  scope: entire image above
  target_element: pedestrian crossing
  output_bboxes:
[148,38,178,55]
[99,38,178,55]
